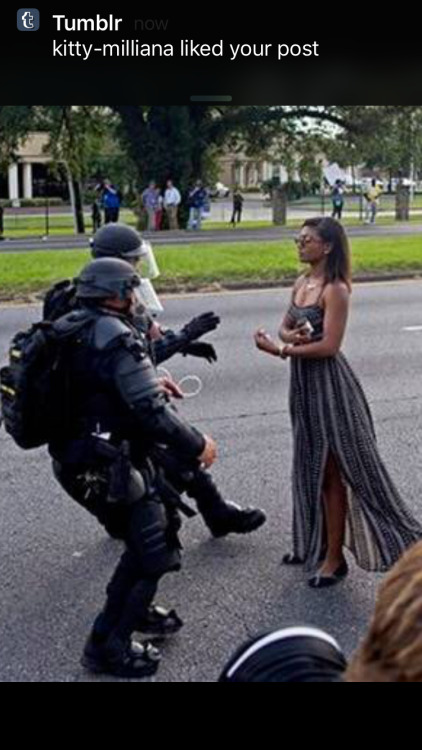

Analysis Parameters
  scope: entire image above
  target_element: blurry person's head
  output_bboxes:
[219,627,347,682]
[297,217,351,289]
[149,181,156,189]
[346,542,422,683]
[167,179,173,188]
[90,224,146,266]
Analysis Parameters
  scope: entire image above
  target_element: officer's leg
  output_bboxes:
[154,449,266,538]
[82,495,182,678]
[52,460,129,540]
[82,548,161,678]
[185,467,267,537]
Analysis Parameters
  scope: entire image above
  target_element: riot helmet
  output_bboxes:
[90,223,145,261]
[76,257,141,301]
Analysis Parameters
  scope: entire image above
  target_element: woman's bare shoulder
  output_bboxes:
[322,281,351,305]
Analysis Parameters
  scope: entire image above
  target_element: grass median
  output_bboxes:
[4,213,422,237]
[0,236,421,300]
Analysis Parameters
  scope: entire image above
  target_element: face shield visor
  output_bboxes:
[133,278,163,315]
[139,240,160,279]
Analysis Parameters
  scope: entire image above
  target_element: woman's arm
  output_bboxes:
[281,283,350,360]
[279,310,307,344]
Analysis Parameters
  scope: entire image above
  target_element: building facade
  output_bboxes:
[1,132,69,203]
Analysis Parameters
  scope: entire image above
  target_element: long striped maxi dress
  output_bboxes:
[287,300,422,572]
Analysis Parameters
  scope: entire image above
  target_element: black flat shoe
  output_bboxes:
[308,560,349,589]
[281,553,305,566]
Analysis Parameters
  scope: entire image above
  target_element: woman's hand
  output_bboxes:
[283,325,312,346]
[254,328,282,356]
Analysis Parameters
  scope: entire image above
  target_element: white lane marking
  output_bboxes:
[403,326,422,331]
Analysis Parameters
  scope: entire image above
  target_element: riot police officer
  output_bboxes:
[45,224,267,540]
[51,257,217,678]
[44,223,220,366]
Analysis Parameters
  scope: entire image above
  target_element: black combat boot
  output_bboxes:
[136,605,184,638]
[186,470,267,538]
[82,632,160,678]
[207,502,267,538]
[82,567,162,678]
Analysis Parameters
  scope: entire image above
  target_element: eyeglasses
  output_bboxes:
[294,235,321,247]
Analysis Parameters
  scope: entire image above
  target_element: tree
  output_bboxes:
[0,105,114,233]
[35,106,112,233]
[325,106,422,189]
[0,106,35,168]
[112,105,365,224]
[4,105,413,229]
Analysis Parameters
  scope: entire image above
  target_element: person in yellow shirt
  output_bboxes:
[364,178,383,223]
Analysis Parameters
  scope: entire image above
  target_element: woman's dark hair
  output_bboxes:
[302,217,352,290]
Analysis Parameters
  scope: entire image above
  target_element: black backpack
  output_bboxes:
[43,279,77,322]
[0,321,69,449]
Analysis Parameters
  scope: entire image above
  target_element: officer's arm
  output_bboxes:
[113,344,205,459]
[152,329,188,364]
[151,313,220,364]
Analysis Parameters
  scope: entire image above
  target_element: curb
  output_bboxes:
[1,270,421,306]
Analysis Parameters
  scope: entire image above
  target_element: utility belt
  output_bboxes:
[53,433,196,518]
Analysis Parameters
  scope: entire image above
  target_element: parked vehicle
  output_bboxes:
[209,181,230,199]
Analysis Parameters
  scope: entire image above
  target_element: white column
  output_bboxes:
[23,162,33,199]
[8,163,19,201]
[239,164,246,188]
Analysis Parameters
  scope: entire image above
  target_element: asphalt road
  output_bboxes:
[1,281,422,682]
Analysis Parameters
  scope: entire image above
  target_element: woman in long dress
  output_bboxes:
[255,217,422,588]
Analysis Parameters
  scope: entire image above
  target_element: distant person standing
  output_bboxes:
[101,180,121,224]
[331,180,344,221]
[230,187,244,226]
[155,192,164,231]
[188,181,207,230]
[164,180,181,230]
[0,205,4,240]
[142,182,161,231]
[364,179,383,224]
[92,198,102,232]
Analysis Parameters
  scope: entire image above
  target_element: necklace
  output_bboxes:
[306,278,321,290]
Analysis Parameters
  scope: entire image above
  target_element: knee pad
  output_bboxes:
[127,498,181,577]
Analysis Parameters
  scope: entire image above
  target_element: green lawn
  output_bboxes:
[2,209,137,237]
[3,211,422,237]
[0,236,421,299]
[203,215,422,231]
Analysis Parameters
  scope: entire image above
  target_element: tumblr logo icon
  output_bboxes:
[17,9,40,31]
